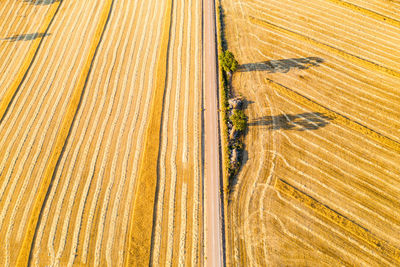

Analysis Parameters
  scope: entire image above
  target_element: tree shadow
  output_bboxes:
[1,32,50,42]
[237,57,324,73]
[23,0,60,5]
[249,112,333,131]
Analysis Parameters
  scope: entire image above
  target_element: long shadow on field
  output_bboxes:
[237,57,324,73]
[249,112,333,131]
[23,0,60,5]
[1,32,50,42]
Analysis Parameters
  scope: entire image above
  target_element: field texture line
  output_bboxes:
[323,0,400,28]
[125,0,172,265]
[275,178,400,263]
[266,78,400,153]
[15,0,114,265]
[250,16,400,79]
[0,0,61,121]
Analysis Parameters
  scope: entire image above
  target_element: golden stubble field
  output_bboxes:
[0,0,204,265]
[221,0,400,265]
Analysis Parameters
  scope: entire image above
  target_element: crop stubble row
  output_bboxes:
[223,0,400,265]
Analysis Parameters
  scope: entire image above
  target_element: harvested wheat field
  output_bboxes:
[221,0,400,265]
[0,0,206,265]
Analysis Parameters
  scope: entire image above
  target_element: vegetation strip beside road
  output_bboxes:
[250,16,400,79]
[266,78,400,153]
[0,0,62,121]
[323,0,400,28]
[275,178,400,262]
[15,0,114,265]
[125,0,172,265]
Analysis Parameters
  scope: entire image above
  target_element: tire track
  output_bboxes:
[275,179,400,263]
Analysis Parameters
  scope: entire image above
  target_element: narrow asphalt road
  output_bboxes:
[203,0,223,266]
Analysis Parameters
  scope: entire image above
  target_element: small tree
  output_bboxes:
[231,109,247,132]
[219,50,238,74]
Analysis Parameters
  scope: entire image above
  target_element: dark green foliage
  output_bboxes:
[219,50,238,74]
[231,109,247,132]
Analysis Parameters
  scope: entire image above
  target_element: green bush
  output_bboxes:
[219,50,238,74]
[231,109,247,132]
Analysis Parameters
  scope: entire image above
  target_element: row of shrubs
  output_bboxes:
[218,50,247,193]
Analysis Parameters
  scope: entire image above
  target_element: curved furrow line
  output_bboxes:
[89,0,157,265]
[0,0,89,202]
[178,182,188,266]
[242,76,277,265]
[104,0,166,264]
[277,129,400,213]
[181,0,192,163]
[151,0,178,264]
[250,33,400,110]
[190,0,201,264]
[274,190,395,265]
[0,0,93,235]
[165,0,185,264]
[256,207,342,265]
[250,0,400,61]
[227,0,258,262]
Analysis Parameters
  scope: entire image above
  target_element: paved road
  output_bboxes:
[203,0,223,266]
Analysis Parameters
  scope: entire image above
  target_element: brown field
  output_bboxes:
[221,0,400,265]
[0,0,204,265]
